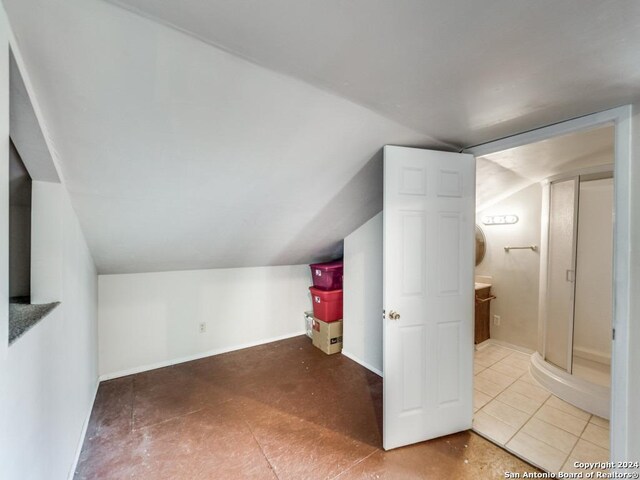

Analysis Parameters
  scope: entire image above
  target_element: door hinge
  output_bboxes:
[612,328,616,340]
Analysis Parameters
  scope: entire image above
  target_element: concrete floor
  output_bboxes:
[75,336,538,479]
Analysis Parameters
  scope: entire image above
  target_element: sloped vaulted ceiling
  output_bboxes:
[4,0,640,273]
[108,0,640,145]
[3,0,441,273]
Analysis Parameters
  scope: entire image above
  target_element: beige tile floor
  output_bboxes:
[472,344,610,474]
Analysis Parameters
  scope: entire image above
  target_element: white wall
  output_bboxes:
[343,213,383,376]
[475,183,542,351]
[574,177,613,363]
[98,265,312,378]
[625,103,640,461]
[0,8,99,479]
[0,8,12,472]
[0,181,99,480]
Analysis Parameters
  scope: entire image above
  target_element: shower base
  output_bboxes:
[530,352,610,419]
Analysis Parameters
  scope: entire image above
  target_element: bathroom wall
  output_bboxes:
[475,183,542,351]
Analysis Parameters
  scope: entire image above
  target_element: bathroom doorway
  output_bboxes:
[464,107,631,473]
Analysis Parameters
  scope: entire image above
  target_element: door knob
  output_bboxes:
[389,310,401,320]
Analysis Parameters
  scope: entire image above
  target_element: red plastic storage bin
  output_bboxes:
[309,260,343,291]
[309,286,343,322]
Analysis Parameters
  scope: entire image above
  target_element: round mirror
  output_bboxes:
[475,224,486,266]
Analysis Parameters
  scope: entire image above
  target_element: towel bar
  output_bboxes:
[504,245,538,252]
[475,295,496,304]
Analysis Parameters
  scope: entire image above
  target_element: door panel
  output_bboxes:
[437,212,461,295]
[383,146,475,450]
[545,178,578,372]
[400,212,425,295]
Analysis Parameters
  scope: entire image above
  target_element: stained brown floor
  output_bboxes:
[75,336,539,479]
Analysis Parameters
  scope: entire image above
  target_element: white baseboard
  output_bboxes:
[341,350,383,377]
[67,379,100,480]
[477,338,535,355]
[475,339,492,350]
[99,331,307,381]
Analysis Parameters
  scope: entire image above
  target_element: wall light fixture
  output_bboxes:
[482,214,519,225]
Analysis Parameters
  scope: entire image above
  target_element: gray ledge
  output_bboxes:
[9,300,60,344]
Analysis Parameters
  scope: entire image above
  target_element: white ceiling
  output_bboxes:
[476,125,614,212]
[108,0,640,146]
[3,0,639,273]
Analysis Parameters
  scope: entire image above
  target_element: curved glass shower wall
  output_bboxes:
[532,167,613,419]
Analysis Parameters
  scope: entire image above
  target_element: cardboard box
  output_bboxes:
[312,318,343,355]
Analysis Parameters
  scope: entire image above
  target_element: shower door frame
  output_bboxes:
[540,166,614,374]
[464,106,632,465]
[541,174,579,374]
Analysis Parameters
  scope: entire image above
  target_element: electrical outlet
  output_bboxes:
[493,315,501,326]
[199,322,207,333]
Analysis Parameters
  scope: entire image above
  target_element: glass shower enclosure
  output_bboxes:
[542,170,613,387]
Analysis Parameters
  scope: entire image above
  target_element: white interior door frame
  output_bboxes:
[464,106,632,463]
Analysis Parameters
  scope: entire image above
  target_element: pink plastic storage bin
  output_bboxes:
[309,260,343,291]
[309,286,343,322]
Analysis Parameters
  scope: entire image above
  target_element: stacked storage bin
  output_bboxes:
[308,260,343,354]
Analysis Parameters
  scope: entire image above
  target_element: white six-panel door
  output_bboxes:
[383,146,475,450]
